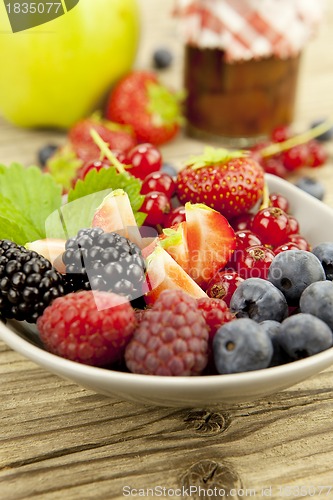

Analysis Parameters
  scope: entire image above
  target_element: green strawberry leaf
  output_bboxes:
[187,146,248,170]
[67,166,146,228]
[46,145,83,190]
[147,81,185,127]
[0,163,62,245]
[0,215,31,246]
[160,226,183,248]
[45,189,113,240]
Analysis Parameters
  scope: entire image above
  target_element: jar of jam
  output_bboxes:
[175,0,324,146]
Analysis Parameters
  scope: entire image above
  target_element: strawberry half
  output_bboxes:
[106,71,184,146]
[185,203,236,290]
[142,203,235,290]
[68,114,137,162]
[176,147,265,219]
[144,246,207,306]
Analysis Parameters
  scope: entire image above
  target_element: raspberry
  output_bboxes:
[197,297,234,343]
[0,239,65,323]
[62,228,146,301]
[125,290,209,376]
[37,291,136,366]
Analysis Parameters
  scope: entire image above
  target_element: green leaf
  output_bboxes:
[0,164,62,245]
[0,216,29,246]
[69,166,144,208]
[186,146,248,170]
[46,145,83,190]
[45,189,113,239]
[43,167,147,237]
[147,81,185,127]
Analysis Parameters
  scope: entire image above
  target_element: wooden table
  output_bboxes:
[1,2,333,499]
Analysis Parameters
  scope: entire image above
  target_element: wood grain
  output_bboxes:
[1,1,333,499]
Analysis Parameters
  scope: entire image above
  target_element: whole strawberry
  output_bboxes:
[176,147,265,219]
[106,71,183,146]
[125,289,209,376]
[37,291,136,367]
[68,114,137,162]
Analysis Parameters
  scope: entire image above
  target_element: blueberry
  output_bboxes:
[300,280,333,330]
[260,320,291,366]
[294,177,325,201]
[310,119,333,142]
[161,162,178,177]
[152,47,173,69]
[277,313,332,360]
[312,242,333,280]
[38,144,58,167]
[268,250,325,306]
[230,278,288,322]
[213,318,273,374]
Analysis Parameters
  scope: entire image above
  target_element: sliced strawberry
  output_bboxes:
[106,71,183,146]
[159,222,190,273]
[176,147,265,219]
[91,189,143,248]
[69,114,137,162]
[185,203,236,290]
[144,246,207,306]
[141,221,190,273]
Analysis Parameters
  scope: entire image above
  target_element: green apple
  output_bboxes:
[0,0,140,128]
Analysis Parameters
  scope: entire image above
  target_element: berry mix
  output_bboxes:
[1,127,333,378]
[1,70,333,378]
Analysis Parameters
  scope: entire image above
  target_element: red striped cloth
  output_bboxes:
[174,0,325,61]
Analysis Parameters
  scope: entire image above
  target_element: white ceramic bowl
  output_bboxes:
[1,174,333,408]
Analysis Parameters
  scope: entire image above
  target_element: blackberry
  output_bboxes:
[62,228,146,301]
[0,239,65,323]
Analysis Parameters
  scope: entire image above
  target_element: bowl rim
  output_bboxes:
[1,318,333,390]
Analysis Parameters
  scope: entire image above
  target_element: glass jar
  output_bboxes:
[175,0,324,146]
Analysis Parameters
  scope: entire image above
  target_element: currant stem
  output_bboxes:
[90,129,127,174]
[260,118,333,158]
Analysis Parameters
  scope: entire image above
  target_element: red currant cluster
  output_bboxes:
[206,192,310,303]
[251,125,328,178]
[74,140,186,230]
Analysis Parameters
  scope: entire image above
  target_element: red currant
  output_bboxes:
[274,242,301,255]
[269,193,289,212]
[164,205,186,228]
[126,143,162,180]
[231,245,275,280]
[141,172,176,198]
[251,207,290,247]
[282,145,307,171]
[206,271,244,307]
[229,213,253,231]
[141,191,171,227]
[287,215,300,235]
[76,159,111,181]
[304,140,328,168]
[227,230,262,268]
[235,230,262,251]
[287,234,311,251]
[271,125,290,143]
[112,150,128,164]
[260,156,288,178]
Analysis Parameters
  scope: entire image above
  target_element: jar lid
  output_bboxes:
[174,0,325,61]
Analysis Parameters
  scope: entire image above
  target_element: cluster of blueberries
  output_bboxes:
[213,244,333,374]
